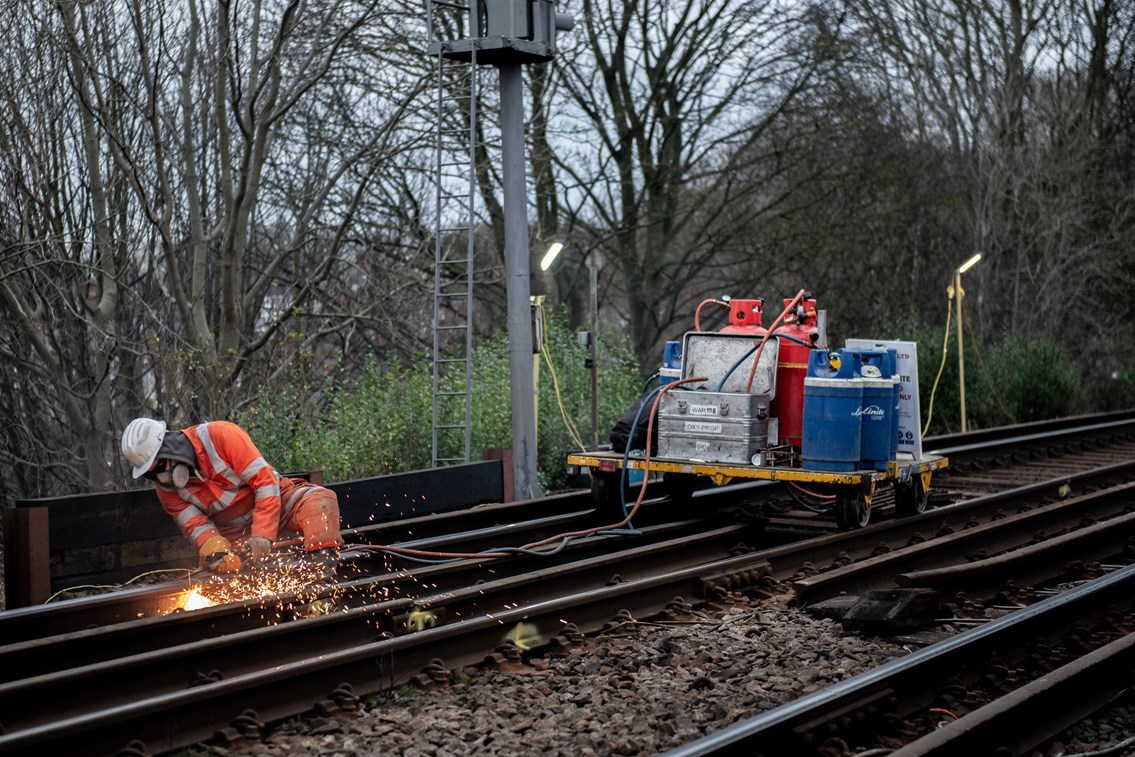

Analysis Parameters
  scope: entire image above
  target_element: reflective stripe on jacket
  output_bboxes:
[155,421,283,550]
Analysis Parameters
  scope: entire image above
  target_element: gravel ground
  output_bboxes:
[44,566,1135,755]
[195,595,914,757]
[176,591,1135,757]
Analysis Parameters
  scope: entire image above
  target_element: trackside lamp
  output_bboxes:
[540,242,563,271]
[951,252,982,432]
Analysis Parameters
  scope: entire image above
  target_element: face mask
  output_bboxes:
[171,463,191,488]
[155,463,192,488]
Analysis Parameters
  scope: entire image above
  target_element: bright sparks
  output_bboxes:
[166,557,339,617]
[178,586,215,611]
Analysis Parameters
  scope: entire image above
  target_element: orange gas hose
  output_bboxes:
[694,299,728,331]
[787,480,836,500]
[744,289,806,394]
[520,376,709,549]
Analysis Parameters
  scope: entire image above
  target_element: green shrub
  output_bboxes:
[1078,356,1135,412]
[1119,364,1135,408]
[985,336,1081,423]
[532,309,641,490]
[237,312,642,492]
[899,319,1083,434]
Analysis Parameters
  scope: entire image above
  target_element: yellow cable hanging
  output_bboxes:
[539,306,588,452]
[922,296,953,436]
[43,568,198,603]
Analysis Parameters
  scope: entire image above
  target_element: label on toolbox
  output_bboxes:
[658,389,769,465]
[684,421,722,433]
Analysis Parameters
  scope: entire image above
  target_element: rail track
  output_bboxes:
[2,411,1134,756]
[670,562,1135,756]
[658,416,1135,754]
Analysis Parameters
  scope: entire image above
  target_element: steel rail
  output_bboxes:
[928,417,1135,456]
[0,552,774,757]
[9,415,1128,642]
[891,628,1135,755]
[0,493,595,641]
[923,409,1135,450]
[0,492,685,643]
[3,522,763,732]
[25,461,1131,746]
[792,469,1135,604]
[2,475,726,645]
[6,429,1129,659]
[16,454,1116,734]
[664,563,1135,756]
[897,508,1135,593]
[345,488,595,543]
[0,518,713,683]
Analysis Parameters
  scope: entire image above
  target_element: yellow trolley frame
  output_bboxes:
[566,451,949,529]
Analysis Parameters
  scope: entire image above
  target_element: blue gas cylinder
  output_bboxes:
[659,340,683,386]
[857,360,893,471]
[857,348,900,468]
[886,348,899,461]
[802,349,863,471]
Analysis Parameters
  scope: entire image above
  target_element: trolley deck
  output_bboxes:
[568,451,947,486]
[568,451,949,529]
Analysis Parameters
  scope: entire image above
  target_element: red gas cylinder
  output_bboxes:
[720,299,767,336]
[770,296,819,447]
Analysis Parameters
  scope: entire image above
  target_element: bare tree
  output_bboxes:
[542,0,825,368]
[0,0,436,498]
[843,0,1135,346]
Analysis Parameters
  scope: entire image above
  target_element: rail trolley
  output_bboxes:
[566,448,948,530]
[568,300,949,530]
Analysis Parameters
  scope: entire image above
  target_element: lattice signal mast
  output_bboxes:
[426,1,573,500]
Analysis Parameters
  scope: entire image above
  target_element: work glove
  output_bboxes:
[244,536,273,562]
[199,534,242,573]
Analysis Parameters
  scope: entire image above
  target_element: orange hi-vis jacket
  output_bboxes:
[155,421,285,550]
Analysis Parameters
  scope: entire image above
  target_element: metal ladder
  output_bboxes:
[428,1,480,467]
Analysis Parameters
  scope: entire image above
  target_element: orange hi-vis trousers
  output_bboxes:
[280,477,344,551]
[224,477,344,552]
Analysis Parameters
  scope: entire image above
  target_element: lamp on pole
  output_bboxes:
[531,241,564,437]
[587,255,599,450]
[540,242,563,273]
[540,241,599,451]
[950,252,982,432]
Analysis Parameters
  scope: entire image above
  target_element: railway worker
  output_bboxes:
[120,418,344,574]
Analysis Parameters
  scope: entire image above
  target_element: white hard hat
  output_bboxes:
[121,418,167,479]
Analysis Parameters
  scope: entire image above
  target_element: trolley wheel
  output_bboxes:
[894,477,929,517]
[835,487,870,530]
[591,471,630,521]
[662,472,699,503]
